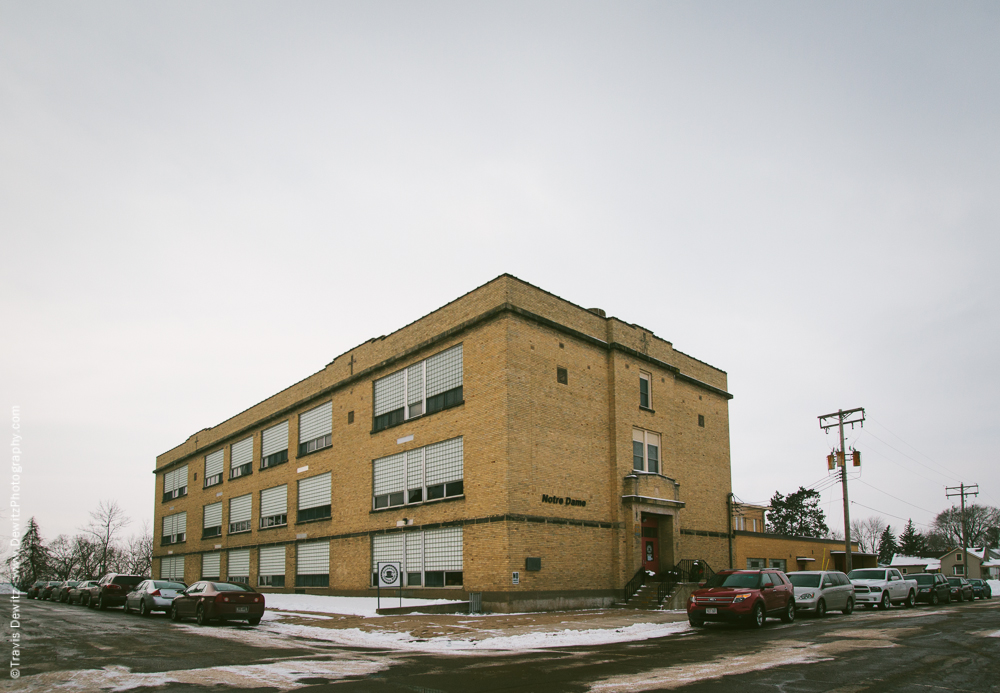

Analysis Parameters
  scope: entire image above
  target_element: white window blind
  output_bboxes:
[373,533,404,565]
[406,363,424,410]
[203,502,222,529]
[262,421,289,457]
[370,528,462,574]
[202,552,221,578]
[229,494,252,523]
[424,437,463,486]
[160,555,185,580]
[164,465,188,493]
[297,542,330,575]
[259,546,285,576]
[405,532,423,572]
[228,549,250,578]
[230,437,253,469]
[260,485,287,517]
[425,345,462,397]
[162,512,186,538]
[373,452,405,496]
[373,370,405,417]
[423,527,463,571]
[298,473,331,510]
[299,402,332,443]
[204,450,224,478]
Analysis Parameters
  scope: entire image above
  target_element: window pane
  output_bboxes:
[427,484,444,500]
[408,488,423,504]
[633,441,644,470]
[647,444,659,475]
[424,571,444,587]
[407,573,422,586]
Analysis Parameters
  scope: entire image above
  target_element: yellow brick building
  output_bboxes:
[152,275,734,611]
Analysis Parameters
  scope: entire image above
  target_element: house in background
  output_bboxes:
[889,554,943,574]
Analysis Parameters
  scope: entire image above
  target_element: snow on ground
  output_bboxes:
[986,579,1000,594]
[262,593,464,617]
[253,618,692,653]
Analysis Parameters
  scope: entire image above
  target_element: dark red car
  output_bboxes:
[169,581,265,626]
[89,573,146,610]
[688,569,796,628]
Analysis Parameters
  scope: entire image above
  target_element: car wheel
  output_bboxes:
[904,591,915,608]
[931,591,939,606]
[248,617,261,626]
[750,602,766,628]
[123,600,132,615]
[780,599,796,623]
[842,597,854,615]
[879,592,890,610]
[816,599,826,618]
[196,604,210,626]
[139,600,149,617]
[97,595,106,610]
[957,592,964,603]
[688,613,706,628]
[170,604,182,622]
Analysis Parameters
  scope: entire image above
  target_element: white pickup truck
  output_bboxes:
[848,568,918,609]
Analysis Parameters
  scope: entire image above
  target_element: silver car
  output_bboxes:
[123,580,187,616]
[787,570,855,616]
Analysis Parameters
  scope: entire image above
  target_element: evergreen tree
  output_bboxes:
[898,519,926,557]
[877,525,899,565]
[7,517,50,589]
[765,487,829,537]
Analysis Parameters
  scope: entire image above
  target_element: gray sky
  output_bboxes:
[3,1,998,548]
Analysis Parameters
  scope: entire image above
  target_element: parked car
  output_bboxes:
[68,580,99,606]
[848,568,917,609]
[946,577,974,602]
[124,580,187,616]
[687,569,795,628]
[39,581,63,600]
[25,580,47,599]
[968,578,992,600]
[170,581,265,626]
[786,570,855,616]
[910,573,951,605]
[51,580,82,603]
[89,574,146,610]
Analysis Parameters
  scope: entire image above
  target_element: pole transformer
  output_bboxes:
[945,483,979,576]
[819,407,865,573]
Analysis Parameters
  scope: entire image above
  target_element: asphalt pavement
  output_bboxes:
[2,594,997,692]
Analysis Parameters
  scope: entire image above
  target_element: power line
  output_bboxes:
[853,478,938,517]
[849,501,935,530]
[864,418,962,482]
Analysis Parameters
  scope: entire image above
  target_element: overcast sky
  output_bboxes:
[2,2,998,549]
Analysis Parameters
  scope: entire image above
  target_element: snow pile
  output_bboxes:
[257,619,691,652]
[986,579,1000,594]
[262,593,464,617]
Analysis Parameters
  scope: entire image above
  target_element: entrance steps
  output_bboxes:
[620,581,701,611]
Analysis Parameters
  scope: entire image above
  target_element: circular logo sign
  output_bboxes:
[379,564,399,585]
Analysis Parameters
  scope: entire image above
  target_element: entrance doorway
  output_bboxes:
[641,517,659,575]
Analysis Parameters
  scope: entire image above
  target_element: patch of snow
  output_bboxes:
[986,579,1000,594]
[262,593,463,617]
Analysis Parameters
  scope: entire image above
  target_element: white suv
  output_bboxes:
[787,571,855,616]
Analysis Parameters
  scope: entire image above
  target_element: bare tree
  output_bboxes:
[80,500,131,577]
[119,521,152,576]
[850,516,887,555]
[48,535,79,580]
[932,504,999,549]
[71,535,102,579]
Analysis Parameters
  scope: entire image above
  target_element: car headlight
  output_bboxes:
[919,588,929,592]
[690,595,697,604]
[732,593,752,603]
[870,586,882,592]
[799,592,815,600]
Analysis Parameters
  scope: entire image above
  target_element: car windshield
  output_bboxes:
[154,581,186,590]
[704,573,761,589]
[212,582,254,592]
[947,578,962,586]
[913,575,935,585]
[969,579,982,585]
[788,574,821,588]
[112,576,144,586]
[848,570,886,580]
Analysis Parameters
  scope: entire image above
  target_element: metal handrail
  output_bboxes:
[622,567,646,603]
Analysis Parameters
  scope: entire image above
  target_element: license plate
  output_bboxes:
[235,606,248,613]
[705,607,717,615]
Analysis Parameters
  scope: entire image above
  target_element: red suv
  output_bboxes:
[688,569,796,628]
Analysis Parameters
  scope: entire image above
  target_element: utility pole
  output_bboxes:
[819,407,865,573]
[945,483,979,577]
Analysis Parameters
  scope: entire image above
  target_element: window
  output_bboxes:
[229,494,252,534]
[228,549,250,583]
[160,555,185,580]
[202,502,223,539]
[162,465,188,502]
[557,367,568,385]
[259,545,285,587]
[698,414,705,428]
[202,553,221,579]
[954,565,965,575]
[373,437,463,510]
[372,527,462,588]
[204,450,224,488]
[161,512,186,545]
[296,541,330,587]
[260,485,288,528]
[769,558,787,571]
[298,401,332,456]
[639,371,651,408]
[297,472,331,522]
[632,429,660,474]
[229,437,253,479]
[373,344,463,432]
[261,421,289,470]
[747,558,765,569]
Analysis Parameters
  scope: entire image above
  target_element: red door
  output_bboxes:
[641,518,659,574]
